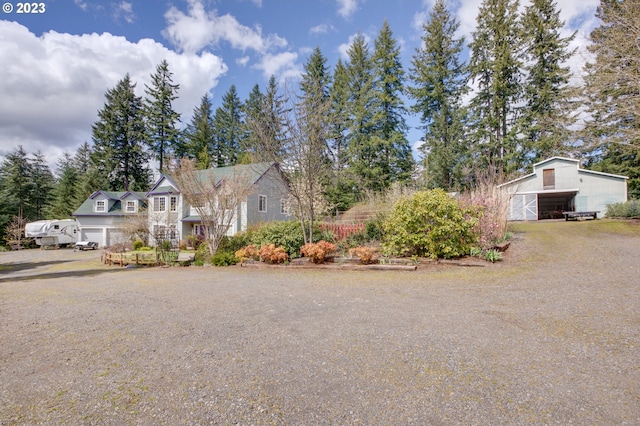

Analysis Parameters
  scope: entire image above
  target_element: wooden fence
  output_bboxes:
[101,251,179,266]
[319,223,366,241]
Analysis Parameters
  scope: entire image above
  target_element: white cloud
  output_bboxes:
[0,20,227,168]
[254,51,301,81]
[114,1,135,24]
[163,0,286,54]
[336,0,362,19]
[310,23,337,35]
[236,56,250,66]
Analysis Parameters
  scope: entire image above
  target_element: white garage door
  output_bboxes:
[81,228,104,247]
[106,229,125,247]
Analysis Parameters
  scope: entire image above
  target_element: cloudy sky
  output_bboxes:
[0,0,599,173]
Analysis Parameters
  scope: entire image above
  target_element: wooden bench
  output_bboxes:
[562,211,599,221]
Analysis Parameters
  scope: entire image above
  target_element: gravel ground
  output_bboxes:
[1,220,639,425]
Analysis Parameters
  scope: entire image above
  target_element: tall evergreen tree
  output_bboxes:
[71,142,106,206]
[344,32,379,194]
[212,85,244,167]
[521,0,577,163]
[246,76,289,162]
[372,20,415,186]
[45,152,79,218]
[241,84,265,162]
[409,0,469,190]
[581,0,640,197]
[30,151,55,219]
[0,146,33,230]
[291,46,333,241]
[468,0,523,175]
[183,94,215,169]
[92,74,151,191]
[326,59,357,210]
[144,59,181,172]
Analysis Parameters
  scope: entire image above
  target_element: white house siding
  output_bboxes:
[76,216,128,247]
[501,157,628,220]
[577,171,628,215]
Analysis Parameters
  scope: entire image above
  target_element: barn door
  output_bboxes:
[524,194,538,220]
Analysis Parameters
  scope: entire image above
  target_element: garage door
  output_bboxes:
[106,229,125,247]
[81,228,104,247]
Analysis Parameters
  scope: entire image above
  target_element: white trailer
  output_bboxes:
[25,219,78,247]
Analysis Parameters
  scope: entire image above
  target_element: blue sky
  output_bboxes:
[0,0,599,172]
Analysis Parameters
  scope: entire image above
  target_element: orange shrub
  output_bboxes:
[235,244,259,262]
[349,246,378,264]
[300,240,337,264]
[258,243,289,264]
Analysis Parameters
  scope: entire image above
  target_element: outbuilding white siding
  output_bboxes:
[500,157,628,220]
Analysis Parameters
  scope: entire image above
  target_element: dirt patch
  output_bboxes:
[1,220,639,424]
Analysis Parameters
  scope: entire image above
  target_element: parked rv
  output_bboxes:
[24,219,78,247]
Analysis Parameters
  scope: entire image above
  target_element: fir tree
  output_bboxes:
[144,59,181,172]
[326,59,357,211]
[468,0,523,175]
[344,32,379,194]
[91,74,151,191]
[45,152,79,218]
[581,0,640,197]
[212,85,244,167]
[30,151,55,219]
[246,76,289,163]
[71,142,106,206]
[293,46,333,241]
[409,0,469,190]
[372,20,415,186]
[0,146,33,228]
[521,0,577,163]
[184,94,215,169]
[241,84,265,162]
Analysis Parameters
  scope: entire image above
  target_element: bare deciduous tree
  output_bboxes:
[167,158,255,254]
[4,213,30,250]
[246,81,332,243]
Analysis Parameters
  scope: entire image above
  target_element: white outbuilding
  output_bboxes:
[499,157,628,220]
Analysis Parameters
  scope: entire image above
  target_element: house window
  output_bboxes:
[153,196,166,212]
[95,200,106,212]
[543,169,555,190]
[258,195,267,212]
[280,199,289,215]
[126,200,137,213]
[191,196,204,208]
[170,196,178,212]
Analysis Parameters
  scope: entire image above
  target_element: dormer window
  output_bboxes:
[95,200,106,212]
[153,196,166,212]
[126,200,137,213]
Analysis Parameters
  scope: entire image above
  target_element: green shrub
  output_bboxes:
[250,221,330,258]
[210,251,239,266]
[218,232,252,253]
[365,217,384,241]
[483,249,503,263]
[382,189,480,259]
[607,200,640,218]
[133,240,144,251]
[140,246,153,251]
[194,242,210,264]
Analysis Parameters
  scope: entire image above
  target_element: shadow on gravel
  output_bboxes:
[0,267,130,284]
[0,260,75,274]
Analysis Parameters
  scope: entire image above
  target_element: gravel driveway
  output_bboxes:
[1,220,639,425]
